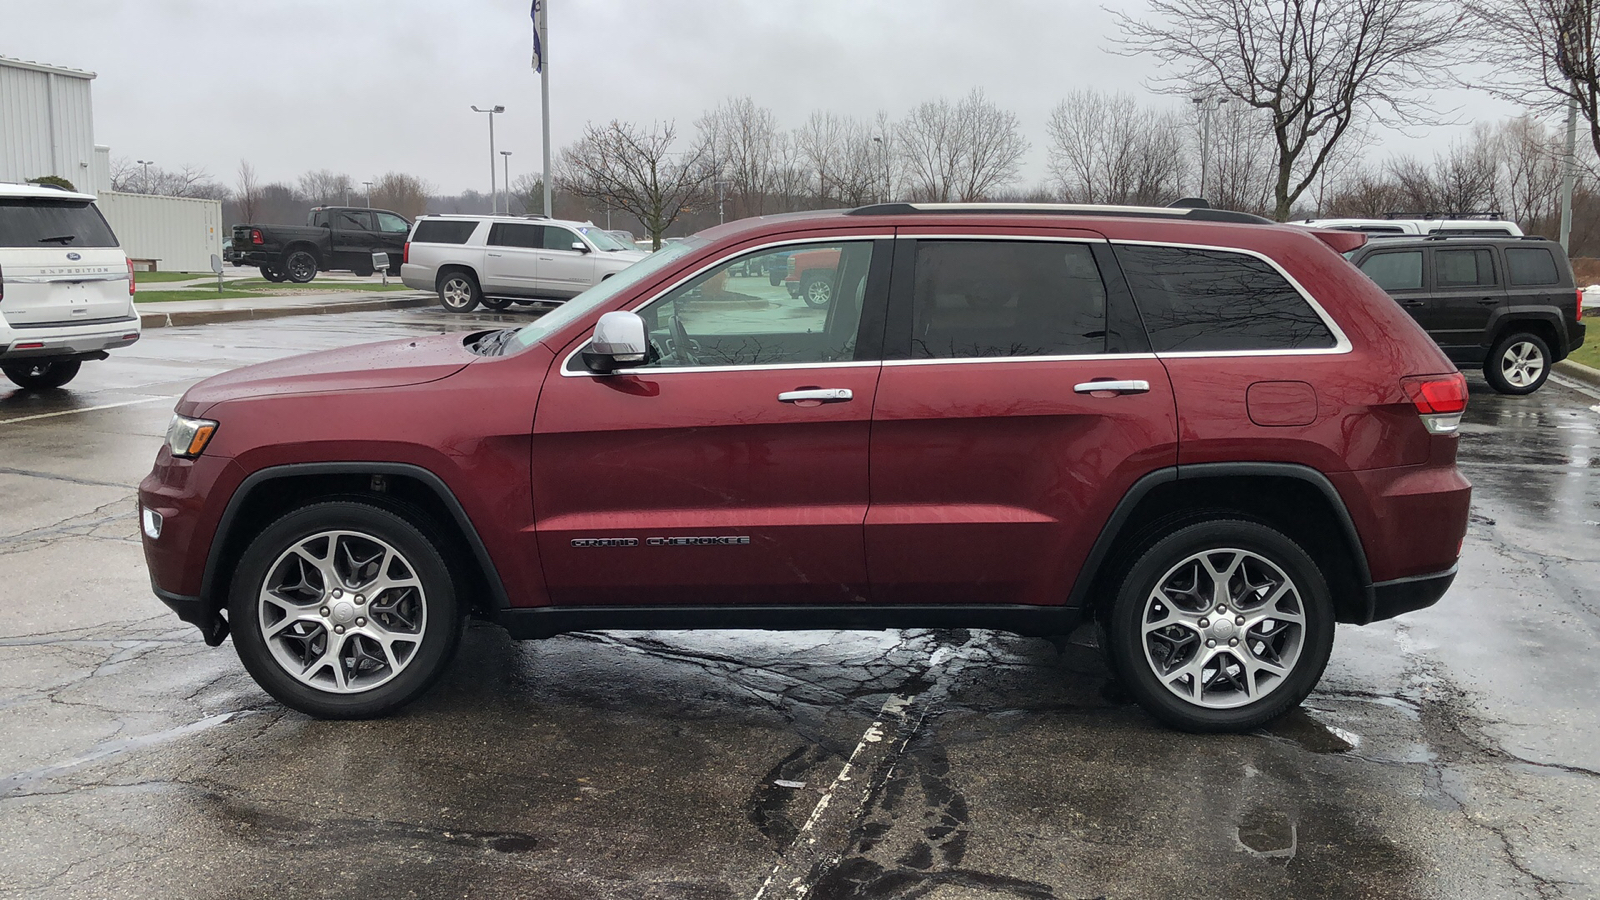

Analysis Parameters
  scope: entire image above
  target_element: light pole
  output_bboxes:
[1192,96,1227,200]
[363,181,374,208]
[136,160,154,193]
[500,150,513,215]
[471,105,505,213]
[872,137,889,202]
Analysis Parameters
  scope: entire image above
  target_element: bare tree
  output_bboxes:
[558,120,712,249]
[369,172,433,219]
[108,157,139,192]
[1114,0,1460,220]
[1322,165,1410,217]
[1500,115,1565,230]
[508,173,545,216]
[236,160,262,223]
[298,169,355,207]
[697,96,782,219]
[1464,1,1600,160]
[897,88,1028,202]
[1046,89,1186,205]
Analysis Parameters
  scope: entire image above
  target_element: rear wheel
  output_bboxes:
[283,250,318,284]
[228,501,463,719]
[1104,518,1334,732]
[1484,331,1550,395]
[480,295,515,310]
[2,360,81,390]
[260,266,286,283]
[437,271,481,312]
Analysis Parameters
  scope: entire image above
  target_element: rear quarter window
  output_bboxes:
[1505,247,1561,286]
[411,219,480,244]
[0,199,119,248]
[1113,244,1337,352]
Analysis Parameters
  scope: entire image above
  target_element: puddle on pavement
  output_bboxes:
[1261,708,1356,754]
[1237,807,1298,859]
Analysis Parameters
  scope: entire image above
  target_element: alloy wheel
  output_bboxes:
[257,530,428,694]
[1500,341,1544,388]
[1140,548,1306,709]
[441,277,474,310]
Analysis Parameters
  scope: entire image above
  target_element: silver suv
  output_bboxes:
[400,215,648,312]
[0,183,139,390]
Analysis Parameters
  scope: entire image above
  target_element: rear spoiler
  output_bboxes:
[1303,228,1368,254]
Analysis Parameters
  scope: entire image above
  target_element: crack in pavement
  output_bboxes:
[0,466,138,490]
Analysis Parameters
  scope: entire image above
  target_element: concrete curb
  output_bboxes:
[138,292,434,329]
[1555,358,1600,389]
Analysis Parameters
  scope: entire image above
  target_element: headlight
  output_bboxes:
[166,414,218,458]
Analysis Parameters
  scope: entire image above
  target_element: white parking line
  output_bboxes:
[0,395,175,426]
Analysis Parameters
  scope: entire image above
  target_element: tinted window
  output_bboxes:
[1359,251,1423,291]
[1436,249,1495,287]
[543,226,582,251]
[0,199,118,248]
[335,210,373,230]
[1115,245,1336,352]
[374,212,409,234]
[910,241,1106,358]
[487,222,544,249]
[623,242,874,368]
[411,219,478,244]
[1506,247,1561,286]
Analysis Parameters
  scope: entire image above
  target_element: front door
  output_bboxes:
[537,225,598,297]
[531,238,891,606]
[1429,245,1504,356]
[1356,247,1430,329]
[866,233,1178,606]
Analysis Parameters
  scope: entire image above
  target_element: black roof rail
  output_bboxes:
[1385,210,1507,220]
[845,201,1272,225]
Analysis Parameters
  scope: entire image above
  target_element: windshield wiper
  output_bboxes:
[38,235,76,244]
[473,328,519,356]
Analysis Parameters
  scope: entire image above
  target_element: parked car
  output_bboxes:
[1294,216,1524,238]
[1346,235,1585,394]
[230,207,411,283]
[605,229,636,245]
[140,201,1471,732]
[401,215,648,312]
[783,247,843,307]
[0,182,139,390]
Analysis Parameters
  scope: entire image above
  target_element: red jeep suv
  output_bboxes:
[138,203,1471,732]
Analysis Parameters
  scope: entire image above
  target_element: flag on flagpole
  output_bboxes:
[531,0,544,72]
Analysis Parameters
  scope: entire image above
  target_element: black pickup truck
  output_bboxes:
[229,207,411,283]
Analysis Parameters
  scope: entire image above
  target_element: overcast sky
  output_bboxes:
[9,0,1521,196]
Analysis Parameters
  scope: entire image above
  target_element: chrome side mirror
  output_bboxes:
[571,241,590,253]
[581,311,648,374]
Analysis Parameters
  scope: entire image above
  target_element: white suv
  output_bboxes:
[0,183,139,390]
[400,215,649,312]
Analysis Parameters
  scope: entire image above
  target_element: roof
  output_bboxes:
[0,182,97,201]
[0,55,95,79]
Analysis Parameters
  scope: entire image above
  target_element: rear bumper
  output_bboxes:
[1368,565,1456,623]
[1,315,140,361]
[233,250,279,268]
[400,264,435,292]
[1567,320,1586,356]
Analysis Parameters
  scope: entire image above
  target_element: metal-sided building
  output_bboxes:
[1,54,222,271]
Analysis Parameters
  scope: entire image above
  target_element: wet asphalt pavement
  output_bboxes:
[2,305,1598,899]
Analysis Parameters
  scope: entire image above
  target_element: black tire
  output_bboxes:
[480,295,515,310]
[769,269,783,287]
[1483,330,1551,395]
[352,260,375,278]
[260,266,286,283]
[799,271,832,308]
[2,360,81,390]
[282,249,318,284]
[437,270,482,312]
[1104,518,1335,733]
[228,500,464,719]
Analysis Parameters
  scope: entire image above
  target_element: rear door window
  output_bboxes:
[1114,244,1337,352]
[1505,247,1561,286]
[909,241,1107,358]
[0,199,119,248]
[374,212,410,234]
[487,223,544,248]
[1358,250,1424,291]
[1435,249,1496,287]
[411,219,479,244]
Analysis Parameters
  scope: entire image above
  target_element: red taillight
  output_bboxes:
[403,241,410,264]
[127,257,136,295]
[1402,372,1469,414]
[251,228,264,245]
[1578,288,1585,321]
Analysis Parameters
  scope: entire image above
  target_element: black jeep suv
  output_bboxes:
[1348,236,1586,394]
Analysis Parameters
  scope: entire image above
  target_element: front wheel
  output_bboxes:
[3,360,82,390]
[283,250,318,284]
[800,272,832,308]
[1104,519,1334,732]
[1484,331,1550,394]
[228,501,463,719]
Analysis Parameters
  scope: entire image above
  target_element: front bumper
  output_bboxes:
[1,315,140,361]
[140,451,247,642]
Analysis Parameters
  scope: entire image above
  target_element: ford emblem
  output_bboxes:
[66,252,81,260]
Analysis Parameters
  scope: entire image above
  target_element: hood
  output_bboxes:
[181,333,476,413]
[609,249,650,263]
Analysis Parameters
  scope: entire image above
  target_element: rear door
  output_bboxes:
[537,225,598,297]
[0,197,131,327]
[372,211,411,264]
[331,209,376,267]
[531,236,890,605]
[866,230,1177,606]
[481,222,544,294]
[1429,244,1504,356]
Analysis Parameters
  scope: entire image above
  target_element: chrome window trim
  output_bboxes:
[882,352,1158,367]
[1109,238,1353,357]
[558,234,888,378]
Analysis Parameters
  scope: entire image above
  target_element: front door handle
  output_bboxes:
[486,252,503,258]
[778,388,853,403]
[1074,380,1151,395]
[1477,297,1499,304]
[1400,299,1426,307]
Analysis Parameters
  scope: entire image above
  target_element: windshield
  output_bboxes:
[0,199,119,248]
[577,226,631,252]
[511,238,705,350]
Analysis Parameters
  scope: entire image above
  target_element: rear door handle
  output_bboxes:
[1074,380,1150,395]
[486,252,503,257]
[1477,297,1500,304]
[778,388,853,403]
[1400,299,1426,307]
